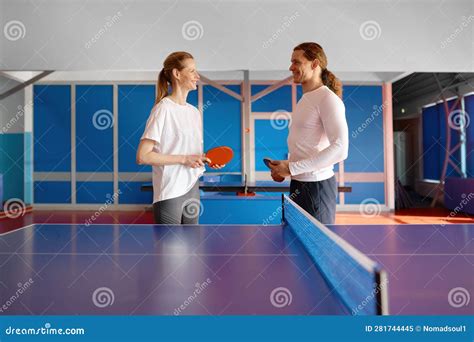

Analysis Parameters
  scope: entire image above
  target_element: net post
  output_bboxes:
[375,270,389,315]
[281,194,285,224]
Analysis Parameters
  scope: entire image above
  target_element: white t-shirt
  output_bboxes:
[288,86,348,182]
[141,97,204,203]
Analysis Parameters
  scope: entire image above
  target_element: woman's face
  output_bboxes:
[174,58,200,91]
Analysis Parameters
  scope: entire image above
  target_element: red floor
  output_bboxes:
[1,207,472,235]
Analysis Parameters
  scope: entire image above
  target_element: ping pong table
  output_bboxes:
[141,180,352,195]
[1,196,472,316]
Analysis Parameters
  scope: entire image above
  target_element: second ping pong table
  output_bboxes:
[1,196,472,316]
[141,180,352,195]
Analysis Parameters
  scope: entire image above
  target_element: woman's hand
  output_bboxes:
[182,155,210,168]
[209,164,225,169]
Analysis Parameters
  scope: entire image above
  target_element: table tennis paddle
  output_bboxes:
[263,157,285,182]
[206,146,233,167]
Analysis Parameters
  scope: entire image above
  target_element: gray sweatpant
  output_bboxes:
[289,176,337,225]
[153,181,201,224]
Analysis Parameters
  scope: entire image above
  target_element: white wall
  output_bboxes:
[1,0,472,72]
[0,76,24,134]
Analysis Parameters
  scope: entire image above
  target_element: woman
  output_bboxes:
[269,42,348,224]
[136,51,222,224]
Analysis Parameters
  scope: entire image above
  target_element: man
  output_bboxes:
[269,42,349,224]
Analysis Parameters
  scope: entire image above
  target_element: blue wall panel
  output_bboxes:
[33,85,71,172]
[438,99,462,178]
[76,85,114,172]
[0,133,24,201]
[465,94,474,177]
[203,85,241,173]
[76,182,114,204]
[118,182,152,204]
[251,85,292,112]
[118,85,155,173]
[422,105,441,180]
[344,86,384,173]
[343,182,385,205]
[254,119,289,171]
[34,181,71,204]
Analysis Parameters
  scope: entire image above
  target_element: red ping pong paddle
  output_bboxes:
[206,146,233,167]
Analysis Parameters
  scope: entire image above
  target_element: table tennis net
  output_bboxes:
[283,196,388,315]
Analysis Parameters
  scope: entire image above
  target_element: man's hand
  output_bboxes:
[269,160,291,179]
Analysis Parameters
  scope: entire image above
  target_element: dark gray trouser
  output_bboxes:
[289,176,337,225]
[153,181,201,224]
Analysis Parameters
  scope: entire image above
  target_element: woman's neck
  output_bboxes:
[168,86,189,105]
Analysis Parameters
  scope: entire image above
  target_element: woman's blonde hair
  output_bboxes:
[155,51,194,104]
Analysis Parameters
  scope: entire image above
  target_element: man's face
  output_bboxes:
[289,50,316,83]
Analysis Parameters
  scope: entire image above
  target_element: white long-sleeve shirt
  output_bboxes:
[288,86,348,182]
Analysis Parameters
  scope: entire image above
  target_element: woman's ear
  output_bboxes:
[172,68,180,81]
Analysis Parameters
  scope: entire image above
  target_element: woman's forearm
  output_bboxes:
[137,151,184,166]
